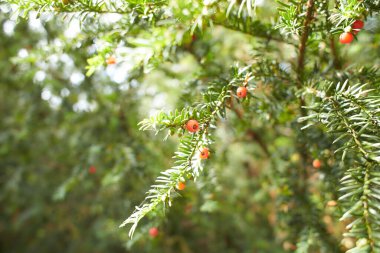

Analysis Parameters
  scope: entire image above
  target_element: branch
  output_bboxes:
[300,81,380,251]
[297,0,315,84]
[120,66,254,237]
[213,23,295,46]
[329,37,342,70]
[7,0,167,21]
[228,98,270,156]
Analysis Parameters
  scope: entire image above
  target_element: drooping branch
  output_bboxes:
[120,66,254,237]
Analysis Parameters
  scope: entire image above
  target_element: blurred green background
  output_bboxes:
[0,4,284,252]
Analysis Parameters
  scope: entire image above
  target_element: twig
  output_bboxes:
[329,37,342,70]
[297,0,315,84]
[295,0,315,215]
[228,97,270,157]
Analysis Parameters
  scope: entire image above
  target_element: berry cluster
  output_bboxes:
[339,20,365,44]
[160,82,249,238]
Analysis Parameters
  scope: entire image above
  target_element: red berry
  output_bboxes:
[199,147,210,159]
[177,182,186,191]
[352,20,364,30]
[106,56,116,65]
[186,119,199,133]
[237,86,247,98]
[312,159,322,169]
[339,32,354,44]
[88,166,96,174]
[352,20,364,34]
[149,227,159,237]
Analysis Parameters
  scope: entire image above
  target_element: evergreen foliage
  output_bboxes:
[1,0,380,252]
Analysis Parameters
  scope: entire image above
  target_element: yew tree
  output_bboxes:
[1,0,380,252]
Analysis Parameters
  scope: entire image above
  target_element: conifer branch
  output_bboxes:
[120,66,254,237]
[3,0,380,251]
[300,81,380,252]
[7,0,167,21]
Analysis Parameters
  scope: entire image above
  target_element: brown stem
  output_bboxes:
[295,0,315,203]
[246,129,270,157]
[329,37,342,70]
[228,97,270,157]
[297,0,315,84]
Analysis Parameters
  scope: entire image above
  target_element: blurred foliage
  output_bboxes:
[0,0,380,253]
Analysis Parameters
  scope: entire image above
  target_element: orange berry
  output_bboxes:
[106,56,116,65]
[327,200,337,207]
[199,147,210,159]
[149,227,159,237]
[177,181,186,191]
[88,165,96,174]
[237,86,247,98]
[283,241,297,251]
[339,32,354,44]
[186,119,199,133]
[312,159,322,169]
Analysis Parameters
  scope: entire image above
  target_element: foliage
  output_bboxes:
[300,81,380,251]
[1,0,380,252]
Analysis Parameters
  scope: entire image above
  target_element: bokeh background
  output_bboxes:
[1,1,380,252]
